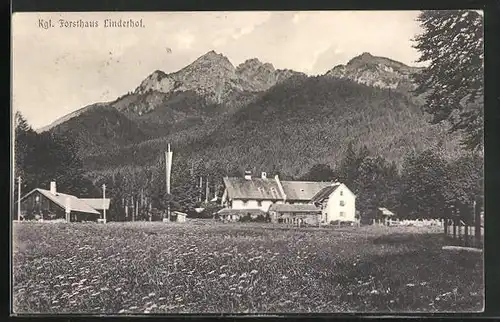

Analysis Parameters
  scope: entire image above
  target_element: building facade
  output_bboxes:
[311,183,356,223]
[17,181,110,222]
[220,172,355,224]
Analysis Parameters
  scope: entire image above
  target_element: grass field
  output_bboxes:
[12,221,483,314]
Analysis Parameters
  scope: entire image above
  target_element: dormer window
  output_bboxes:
[270,187,278,198]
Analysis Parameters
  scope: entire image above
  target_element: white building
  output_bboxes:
[219,171,356,224]
[310,183,356,223]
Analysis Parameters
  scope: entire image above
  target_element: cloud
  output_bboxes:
[174,29,196,50]
[232,25,256,39]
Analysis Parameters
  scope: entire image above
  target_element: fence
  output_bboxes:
[443,199,483,249]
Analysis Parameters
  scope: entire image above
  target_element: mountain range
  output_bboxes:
[39,50,463,178]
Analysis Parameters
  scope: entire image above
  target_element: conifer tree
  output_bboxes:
[413,10,484,151]
[399,149,449,219]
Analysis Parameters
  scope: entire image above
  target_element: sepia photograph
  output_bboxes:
[11,10,484,314]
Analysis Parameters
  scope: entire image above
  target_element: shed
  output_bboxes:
[376,207,396,225]
[172,211,187,223]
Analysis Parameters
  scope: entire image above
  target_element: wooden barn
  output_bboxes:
[17,181,110,222]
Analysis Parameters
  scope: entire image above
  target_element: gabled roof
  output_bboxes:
[20,188,101,215]
[37,189,101,214]
[310,184,341,203]
[378,207,395,216]
[281,181,332,201]
[268,204,321,213]
[223,177,284,200]
[80,198,110,210]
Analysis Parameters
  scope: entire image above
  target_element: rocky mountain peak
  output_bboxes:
[325,52,421,92]
[188,50,235,71]
[236,58,276,73]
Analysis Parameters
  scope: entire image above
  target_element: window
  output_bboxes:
[340,200,345,207]
[242,200,248,206]
[340,190,343,196]
[257,200,262,207]
[339,211,345,217]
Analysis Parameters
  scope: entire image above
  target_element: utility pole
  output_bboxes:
[17,176,21,221]
[65,196,71,223]
[199,176,203,202]
[102,184,106,223]
[205,177,209,204]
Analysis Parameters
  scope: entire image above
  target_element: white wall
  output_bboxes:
[231,199,275,212]
[323,184,356,223]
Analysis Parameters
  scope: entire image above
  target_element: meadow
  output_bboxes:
[12,221,483,314]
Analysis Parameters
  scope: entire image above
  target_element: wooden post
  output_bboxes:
[443,208,450,236]
[17,176,21,221]
[136,199,139,221]
[125,200,129,221]
[452,206,457,239]
[132,196,135,222]
[464,219,469,247]
[474,198,481,248]
[102,184,106,223]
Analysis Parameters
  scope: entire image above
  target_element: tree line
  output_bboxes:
[301,142,483,221]
[14,110,482,223]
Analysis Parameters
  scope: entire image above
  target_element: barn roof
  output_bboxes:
[223,177,284,200]
[223,177,333,201]
[378,207,395,216]
[268,204,321,213]
[20,188,101,215]
[310,184,341,203]
[37,189,101,214]
[80,198,110,210]
[281,181,332,201]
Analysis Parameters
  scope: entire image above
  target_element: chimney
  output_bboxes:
[261,172,267,179]
[244,170,252,180]
[50,181,57,194]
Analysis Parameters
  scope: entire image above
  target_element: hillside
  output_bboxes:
[83,75,463,177]
[38,50,463,178]
[49,104,149,156]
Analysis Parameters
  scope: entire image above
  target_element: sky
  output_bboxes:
[12,11,425,129]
